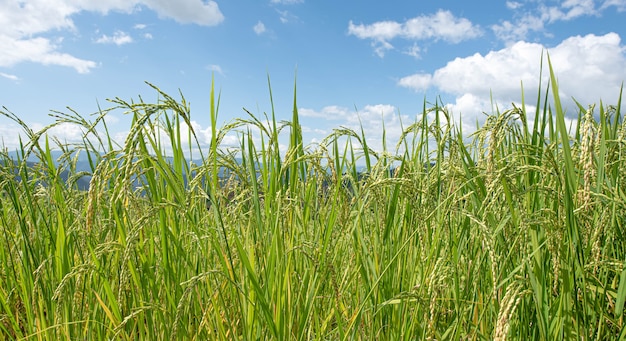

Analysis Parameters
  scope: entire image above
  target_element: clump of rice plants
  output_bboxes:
[0,62,625,340]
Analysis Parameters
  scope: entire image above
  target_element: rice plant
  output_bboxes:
[0,62,625,340]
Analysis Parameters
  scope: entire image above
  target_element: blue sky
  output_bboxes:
[1,0,626,154]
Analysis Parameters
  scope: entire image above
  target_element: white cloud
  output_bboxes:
[398,73,432,92]
[348,10,482,57]
[404,44,422,59]
[0,1,77,38]
[493,0,617,43]
[0,35,97,73]
[0,0,96,73]
[0,72,19,81]
[300,104,412,152]
[0,0,224,73]
[558,0,597,20]
[253,21,267,35]
[403,10,482,42]
[132,22,154,39]
[506,1,523,10]
[348,20,402,41]
[276,9,299,23]
[95,30,133,45]
[443,93,493,133]
[399,33,626,126]
[4,121,95,149]
[300,105,349,120]
[491,13,546,43]
[0,124,24,150]
[601,0,626,11]
[103,114,120,125]
[69,0,224,25]
[141,0,224,26]
[373,40,395,58]
[46,122,87,142]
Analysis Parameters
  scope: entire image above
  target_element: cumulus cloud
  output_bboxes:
[300,104,412,152]
[0,0,223,73]
[348,10,482,57]
[0,0,96,73]
[397,73,432,92]
[443,93,495,133]
[399,33,626,125]
[0,35,97,73]
[95,30,133,45]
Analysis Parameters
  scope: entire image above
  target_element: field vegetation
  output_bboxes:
[1,61,626,340]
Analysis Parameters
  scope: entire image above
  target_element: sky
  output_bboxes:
[1,0,626,155]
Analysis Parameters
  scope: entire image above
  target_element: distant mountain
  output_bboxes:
[2,150,387,193]
[2,150,239,191]
[1,158,92,191]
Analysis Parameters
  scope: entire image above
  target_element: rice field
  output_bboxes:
[1,62,625,340]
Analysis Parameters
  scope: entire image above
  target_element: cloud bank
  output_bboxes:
[0,0,224,73]
[399,33,626,123]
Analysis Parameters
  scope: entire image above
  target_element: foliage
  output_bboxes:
[1,63,625,340]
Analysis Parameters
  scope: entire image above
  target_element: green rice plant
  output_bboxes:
[0,59,625,340]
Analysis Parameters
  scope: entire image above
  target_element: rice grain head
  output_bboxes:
[578,105,596,210]
[493,281,523,341]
